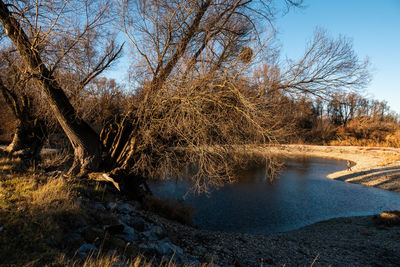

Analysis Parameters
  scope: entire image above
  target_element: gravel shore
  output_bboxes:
[146,145,400,266]
[144,210,400,266]
[3,144,400,265]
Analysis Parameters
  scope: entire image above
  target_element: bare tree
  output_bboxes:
[0,0,303,196]
[277,28,371,98]
[0,0,122,175]
[0,49,47,157]
[99,0,303,192]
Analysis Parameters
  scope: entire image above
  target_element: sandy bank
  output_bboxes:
[257,144,400,193]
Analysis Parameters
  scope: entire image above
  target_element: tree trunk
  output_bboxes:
[6,118,47,160]
[0,1,102,176]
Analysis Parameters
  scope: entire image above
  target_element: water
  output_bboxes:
[149,157,400,234]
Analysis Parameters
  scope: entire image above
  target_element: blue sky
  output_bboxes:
[275,0,400,112]
[106,0,400,112]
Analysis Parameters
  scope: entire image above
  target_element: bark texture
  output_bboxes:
[0,0,102,176]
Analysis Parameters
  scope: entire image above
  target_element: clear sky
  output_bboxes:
[275,0,400,113]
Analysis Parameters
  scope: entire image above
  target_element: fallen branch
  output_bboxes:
[88,172,120,191]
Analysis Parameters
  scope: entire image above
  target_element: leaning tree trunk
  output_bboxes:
[0,1,102,176]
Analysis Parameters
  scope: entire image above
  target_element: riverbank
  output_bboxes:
[150,144,400,266]
[260,144,400,193]
[1,145,400,266]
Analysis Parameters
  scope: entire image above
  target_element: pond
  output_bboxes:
[149,157,400,234]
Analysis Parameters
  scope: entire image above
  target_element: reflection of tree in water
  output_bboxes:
[288,157,311,178]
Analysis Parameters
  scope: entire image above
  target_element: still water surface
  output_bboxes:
[150,157,400,234]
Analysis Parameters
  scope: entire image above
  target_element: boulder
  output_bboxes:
[116,224,139,243]
[141,225,164,241]
[117,214,132,225]
[130,216,147,231]
[139,237,184,260]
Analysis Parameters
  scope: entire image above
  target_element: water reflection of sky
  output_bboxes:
[150,157,400,234]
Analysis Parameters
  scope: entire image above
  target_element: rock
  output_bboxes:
[123,224,136,235]
[140,238,184,260]
[132,201,142,210]
[103,236,126,251]
[77,243,99,258]
[141,230,159,241]
[92,202,106,211]
[104,224,124,235]
[194,245,207,255]
[107,202,118,210]
[76,226,87,234]
[116,203,135,214]
[242,259,258,266]
[151,225,164,236]
[78,198,105,213]
[204,253,218,263]
[119,232,139,243]
[117,214,132,224]
[107,249,119,256]
[78,243,99,253]
[260,255,274,265]
[141,225,164,241]
[116,225,139,243]
[65,232,83,246]
[141,231,157,241]
[184,256,201,265]
[83,228,103,243]
[130,216,147,231]
[125,243,140,258]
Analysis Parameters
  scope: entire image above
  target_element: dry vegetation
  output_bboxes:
[0,0,399,265]
[0,152,229,266]
[0,161,82,265]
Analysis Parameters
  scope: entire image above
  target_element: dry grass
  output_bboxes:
[0,152,22,173]
[76,252,219,267]
[0,163,85,265]
[330,137,400,148]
